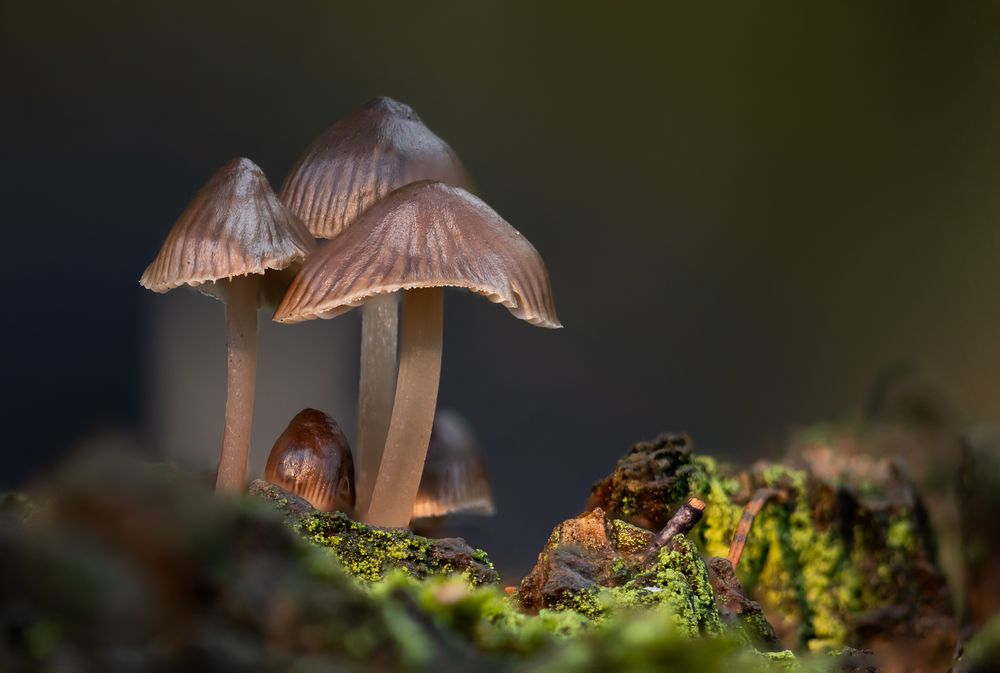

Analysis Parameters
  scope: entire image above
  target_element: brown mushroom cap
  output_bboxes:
[273,181,561,328]
[264,408,355,513]
[279,96,475,239]
[140,157,316,305]
[412,410,495,519]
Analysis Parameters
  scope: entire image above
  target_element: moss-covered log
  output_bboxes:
[249,479,498,585]
[587,432,958,663]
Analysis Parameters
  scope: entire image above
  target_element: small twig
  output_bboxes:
[643,498,706,559]
[727,488,782,568]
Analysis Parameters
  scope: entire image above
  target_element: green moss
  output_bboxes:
[295,511,497,584]
[656,535,723,636]
[361,570,805,672]
[619,494,638,516]
[543,534,724,639]
[471,548,492,565]
[523,606,796,673]
[887,515,916,554]
[700,477,743,558]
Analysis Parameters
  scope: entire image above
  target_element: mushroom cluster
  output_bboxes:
[140,97,560,528]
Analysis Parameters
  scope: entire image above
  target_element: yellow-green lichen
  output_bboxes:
[296,511,497,584]
[887,514,916,554]
[699,476,743,558]
[608,518,650,554]
[557,534,723,639]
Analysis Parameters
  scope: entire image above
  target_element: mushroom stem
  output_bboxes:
[363,287,443,527]
[354,293,399,516]
[216,275,259,493]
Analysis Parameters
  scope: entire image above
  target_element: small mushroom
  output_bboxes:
[264,408,355,512]
[274,180,560,527]
[412,410,495,520]
[140,158,315,493]
[279,97,475,516]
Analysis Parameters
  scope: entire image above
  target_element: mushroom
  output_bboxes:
[264,408,355,512]
[274,180,560,527]
[412,410,496,520]
[140,158,315,493]
[279,96,475,515]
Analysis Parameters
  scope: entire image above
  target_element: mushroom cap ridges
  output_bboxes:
[139,158,316,301]
[279,96,474,239]
[273,181,561,328]
[412,410,495,519]
[264,408,355,513]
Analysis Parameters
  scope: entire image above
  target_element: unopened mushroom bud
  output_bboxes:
[264,409,355,513]
[412,410,495,520]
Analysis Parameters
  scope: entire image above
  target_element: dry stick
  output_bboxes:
[644,498,707,557]
[216,275,259,493]
[354,294,399,516]
[363,288,443,527]
[727,488,782,568]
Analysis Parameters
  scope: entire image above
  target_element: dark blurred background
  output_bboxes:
[3,1,1000,580]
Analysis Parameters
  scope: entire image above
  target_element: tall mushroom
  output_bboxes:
[274,180,560,527]
[279,97,475,515]
[140,158,315,493]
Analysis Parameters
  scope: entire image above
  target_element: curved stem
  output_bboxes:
[363,287,443,527]
[216,275,258,493]
[354,293,399,516]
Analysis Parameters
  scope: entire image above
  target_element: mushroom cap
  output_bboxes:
[273,181,561,328]
[264,408,355,513]
[412,410,495,519]
[140,158,316,305]
[279,96,475,239]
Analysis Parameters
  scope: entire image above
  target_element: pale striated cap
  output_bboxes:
[273,181,561,328]
[140,158,316,305]
[412,410,495,519]
[279,96,474,240]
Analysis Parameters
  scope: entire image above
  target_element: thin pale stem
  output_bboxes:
[354,293,399,516]
[363,287,443,527]
[216,275,259,493]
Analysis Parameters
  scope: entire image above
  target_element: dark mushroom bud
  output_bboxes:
[412,410,495,520]
[264,408,355,513]
[275,181,560,527]
[140,158,315,493]
[279,97,476,516]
